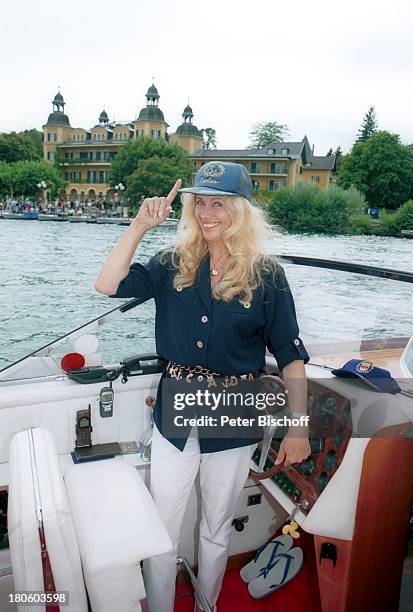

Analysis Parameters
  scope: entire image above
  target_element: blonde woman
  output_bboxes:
[95,161,311,612]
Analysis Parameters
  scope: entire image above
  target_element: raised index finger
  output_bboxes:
[166,178,182,204]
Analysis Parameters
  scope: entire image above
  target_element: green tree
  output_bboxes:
[201,128,217,150]
[20,129,43,158]
[334,146,344,173]
[356,106,378,143]
[108,137,192,207]
[338,131,413,209]
[0,160,64,198]
[267,181,365,233]
[0,131,42,163]
[248,122,290,149]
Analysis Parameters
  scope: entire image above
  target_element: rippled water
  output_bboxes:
[0,219,412,368]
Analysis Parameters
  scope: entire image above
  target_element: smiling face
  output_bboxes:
[194,194,232,243]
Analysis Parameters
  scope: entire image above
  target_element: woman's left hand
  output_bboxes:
[274,432,311,467]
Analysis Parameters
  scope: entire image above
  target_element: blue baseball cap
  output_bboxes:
[178,161,253,201]
[331,359,401,394]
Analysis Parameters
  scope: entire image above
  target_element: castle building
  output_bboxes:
[43,86,335,203]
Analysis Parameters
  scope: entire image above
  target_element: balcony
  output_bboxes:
[59,158,114,166]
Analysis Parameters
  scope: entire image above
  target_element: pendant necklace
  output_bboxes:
[210,252,228,277]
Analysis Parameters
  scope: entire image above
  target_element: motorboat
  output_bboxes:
[0,256,412,612]
[38,214,68,222]
[22,210,39,220]
[0,212,22,220]
[68,216,92,224]
[96,217,121,225]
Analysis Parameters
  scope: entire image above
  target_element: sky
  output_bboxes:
[1,0,412,156]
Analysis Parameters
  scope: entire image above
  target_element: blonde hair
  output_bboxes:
[161,193,278,304]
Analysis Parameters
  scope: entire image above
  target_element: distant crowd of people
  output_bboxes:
[0,199,129,218]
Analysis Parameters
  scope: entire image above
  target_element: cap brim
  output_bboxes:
[177,186,239,197]
[331,368,384,392]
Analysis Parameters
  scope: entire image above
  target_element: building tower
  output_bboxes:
[42,90,73,162]
[171,103,203,154]
[98,109,109,126]
[134,82,169,140]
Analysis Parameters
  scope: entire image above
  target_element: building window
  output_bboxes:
[251,162,261,173]
[311,175,320,182]
[47,133,57,142]
[281,148,289,155]
[270,162,288,174]
[47,151,55,161]
[95,152,101,161]
[252,180,260,190]
[64,172,69,180]
[267,148,275,155]
[137,129,143,139]
[269,179,286,190]
[151,129,161,139]
[64,152,73,160]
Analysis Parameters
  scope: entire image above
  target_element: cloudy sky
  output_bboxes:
[1,0,412,155]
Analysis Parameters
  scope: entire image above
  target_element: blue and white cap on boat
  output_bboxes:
[331,359,401,394]
[178,161,253,201]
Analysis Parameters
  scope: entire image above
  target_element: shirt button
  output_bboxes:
[196,340,204,349]
[201,315,208,323]
[244,302,251,309]
[293,338,300,346]
[176,285,183,292]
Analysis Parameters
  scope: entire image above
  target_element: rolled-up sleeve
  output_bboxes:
[263,265,310,371]
[109,253,161,300]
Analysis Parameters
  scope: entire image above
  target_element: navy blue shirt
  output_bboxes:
[110,251,309,452]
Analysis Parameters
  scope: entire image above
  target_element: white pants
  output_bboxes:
[142,425,256,612]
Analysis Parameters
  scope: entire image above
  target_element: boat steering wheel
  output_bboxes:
[249,374,289,480]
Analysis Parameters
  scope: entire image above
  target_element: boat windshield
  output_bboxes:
[0,258,412,383]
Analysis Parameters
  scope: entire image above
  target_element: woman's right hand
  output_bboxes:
[131,179,182,230]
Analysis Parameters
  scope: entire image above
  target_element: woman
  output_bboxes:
[95,161,311,612]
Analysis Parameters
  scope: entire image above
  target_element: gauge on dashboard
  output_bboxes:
[313,395,337,429]
[309,436,325,454]
[325,449,337,471]
[317,471,329,493]
[300,457,316,476]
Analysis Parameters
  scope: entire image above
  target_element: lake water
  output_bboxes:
[0,219,412,369]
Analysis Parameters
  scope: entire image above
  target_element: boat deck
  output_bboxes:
[307,337,409,377]
[174,528,413,611]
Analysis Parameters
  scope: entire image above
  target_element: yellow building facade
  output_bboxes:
[43,87,334,202]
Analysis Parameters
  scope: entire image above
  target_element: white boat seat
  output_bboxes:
[7,428,172,612]
[8,428,88,612]
[64,458,172,612]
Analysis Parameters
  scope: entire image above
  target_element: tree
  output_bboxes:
[266,182,365,233]
[338,131,413,209]
[356,106,378,143]
[0,131,42,163]
[20,129,43,157]
[201,128,217,150]
[108,137,193,207]
[0,160,65,198]
[334,146,344,173]
[248,122,290,149]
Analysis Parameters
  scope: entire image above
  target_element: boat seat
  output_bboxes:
[7,428,172,612]
[8,428,88,612]
[64,457,172,612]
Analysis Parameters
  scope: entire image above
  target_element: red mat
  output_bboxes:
[174,530,322,611]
